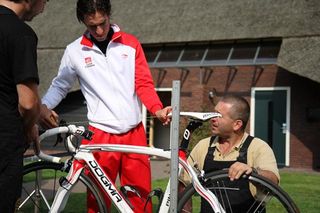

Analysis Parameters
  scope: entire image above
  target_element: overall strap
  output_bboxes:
[204,136,217,164]
[209,135,217,147]
[236,135,254,163]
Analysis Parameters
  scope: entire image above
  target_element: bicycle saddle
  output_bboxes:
[168,112,222,121]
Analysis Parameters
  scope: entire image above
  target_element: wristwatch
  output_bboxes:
[251,167,259,174]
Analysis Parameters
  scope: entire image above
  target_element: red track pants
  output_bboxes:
[81,123,152,213]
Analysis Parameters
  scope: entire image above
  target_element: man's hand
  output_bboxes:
[228,162,252,181]
[229,162,279,184]
[39,104,59,129]
[155,106,172,125]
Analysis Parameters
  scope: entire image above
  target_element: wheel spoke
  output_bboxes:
[19,161,107,212]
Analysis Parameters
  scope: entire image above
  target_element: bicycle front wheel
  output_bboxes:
[18,161,107,213]
[178,170,300,213]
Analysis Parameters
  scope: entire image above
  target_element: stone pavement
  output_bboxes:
[150,158,171,180]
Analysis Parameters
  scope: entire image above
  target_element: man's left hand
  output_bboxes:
[228,162,253,181]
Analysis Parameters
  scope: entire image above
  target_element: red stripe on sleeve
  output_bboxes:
[134,41,163,115]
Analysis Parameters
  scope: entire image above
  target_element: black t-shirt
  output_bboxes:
[0,6,39,150]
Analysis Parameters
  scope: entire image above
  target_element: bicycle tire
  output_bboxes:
[18,161,107,213]
[177,170,300,213]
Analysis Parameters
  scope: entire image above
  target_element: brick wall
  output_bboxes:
[150,65,320,170]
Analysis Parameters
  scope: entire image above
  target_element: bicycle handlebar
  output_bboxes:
[36,125,92,163]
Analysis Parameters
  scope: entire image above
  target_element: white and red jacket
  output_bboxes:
[42,24,163,134]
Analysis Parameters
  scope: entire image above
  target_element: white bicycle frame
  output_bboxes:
[36,112,225,213]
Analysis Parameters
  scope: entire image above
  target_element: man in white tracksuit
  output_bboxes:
[39,0,171,212]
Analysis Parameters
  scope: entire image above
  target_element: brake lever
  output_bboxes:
[53,119,68,146]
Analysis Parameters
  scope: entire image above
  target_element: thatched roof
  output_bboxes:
[28,0,320,95]
[32,0,320,46]
[278,37,320,83]
[112,0,320,44]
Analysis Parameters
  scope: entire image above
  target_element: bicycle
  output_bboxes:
[19,112,300,213]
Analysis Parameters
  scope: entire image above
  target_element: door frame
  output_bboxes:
[142,87,172,129]
[250,87,291,166]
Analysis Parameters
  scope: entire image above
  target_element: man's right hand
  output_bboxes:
[39,104,59,129]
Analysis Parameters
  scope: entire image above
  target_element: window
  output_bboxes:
[143,39,281,68]
[256,40,282,63]
[180,43,207,62]
[205,43,232,61]
[157,44,184,62]
[143,45,161,63]
[231,42,257,60]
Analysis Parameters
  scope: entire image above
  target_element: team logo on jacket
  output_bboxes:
[85,57,95,68]
[121,53,128,59]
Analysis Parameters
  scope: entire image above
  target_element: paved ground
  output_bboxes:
[150,158,171,180]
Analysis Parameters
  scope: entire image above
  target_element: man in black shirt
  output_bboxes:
[0,0,48,212]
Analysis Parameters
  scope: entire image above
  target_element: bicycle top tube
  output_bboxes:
[79,144,172,159]
[168,111,221,121]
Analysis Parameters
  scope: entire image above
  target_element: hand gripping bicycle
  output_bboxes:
[19,112,300,213]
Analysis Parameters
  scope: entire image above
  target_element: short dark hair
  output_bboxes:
[220,95,250,131]
[76,0,111,23]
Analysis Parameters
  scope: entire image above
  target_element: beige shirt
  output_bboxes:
[180,133,280,186]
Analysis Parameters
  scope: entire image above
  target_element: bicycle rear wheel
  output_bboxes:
[177,170,300,213]
[18,161,107,213]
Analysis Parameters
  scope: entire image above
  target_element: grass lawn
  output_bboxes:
[278,171,320,213]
